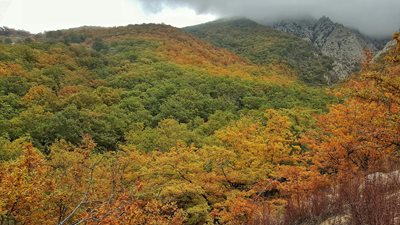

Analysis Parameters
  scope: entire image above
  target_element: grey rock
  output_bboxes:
[273,17,316,42]
[273,16,389,81]
[366,170,400,183]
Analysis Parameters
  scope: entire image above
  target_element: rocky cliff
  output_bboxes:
[273,17,388,80]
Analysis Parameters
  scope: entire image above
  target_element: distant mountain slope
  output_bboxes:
[273,16,389,80]
[38,24,297,83]
[185,18,335,84]
[0,27,32,44]
[41,25,247,73]
[0,27,31,37]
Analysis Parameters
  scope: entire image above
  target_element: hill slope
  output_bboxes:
[0,23,334,151]
[39,24,300,82]
[185,18,335,84]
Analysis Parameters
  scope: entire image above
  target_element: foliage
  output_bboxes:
[0,28,334,151]
[303,33,400,178]
[185,18,334,84]
[0,23,398,224]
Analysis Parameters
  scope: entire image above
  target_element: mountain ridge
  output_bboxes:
[272,16,390,79]
[2,18,394,83]
[185,18,335,84]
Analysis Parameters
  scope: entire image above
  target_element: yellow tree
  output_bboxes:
[0,143,52,224]
[210,110,307,224]
[215,109,300,184]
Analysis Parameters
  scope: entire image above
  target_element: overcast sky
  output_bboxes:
[1,0,399,37]
[140,0,400,38]
[0,0,215,33]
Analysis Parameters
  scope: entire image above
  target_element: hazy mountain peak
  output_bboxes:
[317,16,333,24]
[187,17,263,30]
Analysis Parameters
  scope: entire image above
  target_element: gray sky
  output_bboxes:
[0,0,398,37]
[140,0,400,38]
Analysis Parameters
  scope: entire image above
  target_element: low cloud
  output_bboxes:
[138,0,400,38]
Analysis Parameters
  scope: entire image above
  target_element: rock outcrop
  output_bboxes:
[273,17,388,80]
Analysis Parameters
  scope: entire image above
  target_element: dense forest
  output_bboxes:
[185,19,334,84]
[0,21,399,225]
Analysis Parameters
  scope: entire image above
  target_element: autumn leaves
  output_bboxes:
[0,25,399,224]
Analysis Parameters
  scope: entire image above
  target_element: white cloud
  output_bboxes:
[0,0,216,33]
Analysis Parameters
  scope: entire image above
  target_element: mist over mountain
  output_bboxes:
[139,0,400,38]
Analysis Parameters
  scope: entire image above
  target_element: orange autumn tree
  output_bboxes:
[304,100,397,176]
[0,143,52,224]
[117,109,309,224]
[48,136,184,225]
[82,198,184,225]
[304,33,400,178]
[0,137,185,225]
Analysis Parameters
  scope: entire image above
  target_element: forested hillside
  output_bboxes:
[185,18,335,84]
[0,21,399,225]
[0,24,333,152]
